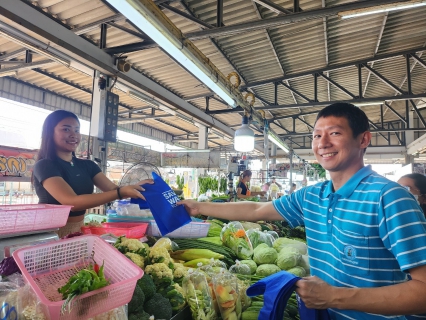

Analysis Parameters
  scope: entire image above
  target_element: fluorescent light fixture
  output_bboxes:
[234,115,255,152]
[0,70,17,77]
[0,28,70,66]
[129,91,176,115]
[353,102,383,107]
[268,133,290,154]
[105,0,237,108]
[176,113,195,125]
[339,0,426,19]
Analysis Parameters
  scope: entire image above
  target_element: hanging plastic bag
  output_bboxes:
[182,268,217,320]
[212,269,241,320]
[220,221,254,260]
[134,172,192,236]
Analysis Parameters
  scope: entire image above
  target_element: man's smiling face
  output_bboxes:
[312,116,368,174]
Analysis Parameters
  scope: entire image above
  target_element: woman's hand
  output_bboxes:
[177,199,201,216]
[120,179,154,200]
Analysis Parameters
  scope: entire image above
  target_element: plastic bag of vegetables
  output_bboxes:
[212,269,241,320]
[245,229,274,249]
[220,221,254,260]
[182,268,217,320]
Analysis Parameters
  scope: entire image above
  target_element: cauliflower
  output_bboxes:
[173,263,189,285]
[125,252,145,268]
[145,263,173,285]
[149,247,173,268]
[114,236,147,255]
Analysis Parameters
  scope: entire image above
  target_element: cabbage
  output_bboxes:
[255,264,281,277]
[273,238,307,255]
[286,266,306,277]
[253,245,278,265]
[276,249,301,270]
[240,260,257,275]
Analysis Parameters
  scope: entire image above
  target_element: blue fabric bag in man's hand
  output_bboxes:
[132,172,191,235]
[246,271,330,320]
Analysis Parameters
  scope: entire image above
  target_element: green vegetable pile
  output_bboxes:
[198,176,227,195]
[58,257,109,315]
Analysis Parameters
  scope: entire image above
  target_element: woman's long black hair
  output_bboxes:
[31,110,79,184]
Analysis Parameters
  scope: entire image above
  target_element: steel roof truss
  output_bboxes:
[317,72,356,99]
[411,53,426,69]
[362,63,405,95]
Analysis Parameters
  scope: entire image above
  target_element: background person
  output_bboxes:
[179,103,426,319]
[32,110,153,237]
[398,173,426,217]
[236,169,265,199]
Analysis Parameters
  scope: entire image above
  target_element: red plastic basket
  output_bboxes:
[13,235,143,320]
[0,204,72,235]
[81,222,149,238]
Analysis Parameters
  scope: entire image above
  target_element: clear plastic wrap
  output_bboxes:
[212,270,241,320]
[220,221,253,260]
[182,268,217,320]
[228,260,251,276]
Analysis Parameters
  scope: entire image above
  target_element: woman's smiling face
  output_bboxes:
[53,117,81,153]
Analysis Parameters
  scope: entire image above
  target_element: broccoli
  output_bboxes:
[157,283,186,313]
[145,263,174,286]
[144,293,173,320]
[128,310,151,320]
[128,285,145,314]
[137,273,156,300]
[125,252,145,269]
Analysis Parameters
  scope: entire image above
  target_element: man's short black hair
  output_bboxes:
[315,103,369,138]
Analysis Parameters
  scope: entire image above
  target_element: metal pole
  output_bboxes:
[358,64,363,98]
[406,54,412,95]
[314,73,318,102]
[289,151,293,197]
[217,0,223,27]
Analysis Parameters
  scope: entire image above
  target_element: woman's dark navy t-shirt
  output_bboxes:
[237,181,248,195]
[33,157,101,217]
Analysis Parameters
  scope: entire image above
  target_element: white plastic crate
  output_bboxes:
[0,204,71,235]
[148,220,210,238]
[13,235,143,320]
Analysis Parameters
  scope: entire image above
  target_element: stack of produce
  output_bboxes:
[114,236,186,319]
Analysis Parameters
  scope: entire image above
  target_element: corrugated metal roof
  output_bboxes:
[0,0,425,158]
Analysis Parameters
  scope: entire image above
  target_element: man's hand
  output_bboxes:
[295,276,336,309]
[177,199,201,216]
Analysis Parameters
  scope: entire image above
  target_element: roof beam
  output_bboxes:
[279,81,312,102]
[255,94,426,110]
[118,114,174,124]
[241,46,426,89]
[411,53,426,69]
[103,40,157,54]
[160,3,214,29]
[362,63,405,95]
[363,13,388,96]
[72,13,125,35]
[106,22,149,40]
[0,59,55,75]
[317,72,356,98]
[184,0,410,40]
[252,0,293,15]
[0,0,236,138]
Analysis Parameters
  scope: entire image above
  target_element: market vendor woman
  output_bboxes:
[32,110,153,238]
[236,169,265,199]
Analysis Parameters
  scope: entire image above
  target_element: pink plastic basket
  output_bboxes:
[13,235,143,320]
[81,222,149,238]
[0,204,72,235]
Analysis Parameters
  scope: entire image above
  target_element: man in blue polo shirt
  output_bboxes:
[179,102,426,319]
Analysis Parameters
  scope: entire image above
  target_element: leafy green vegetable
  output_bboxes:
[276,249,301,270]
[255,264,281,277]
[252,244,278,265]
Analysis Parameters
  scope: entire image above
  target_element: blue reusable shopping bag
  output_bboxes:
[134,172,191,236]
[246,271,330,320]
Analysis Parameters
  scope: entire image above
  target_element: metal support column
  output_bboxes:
[271,144,277,165]
[25,50,32,63]
[357,64,362,98]
[314,73,318,102]
[196,124,208,196]
[217,0,223,27]
[406,54,412,95]
[274,82,278,105]
[100,23,108,50]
